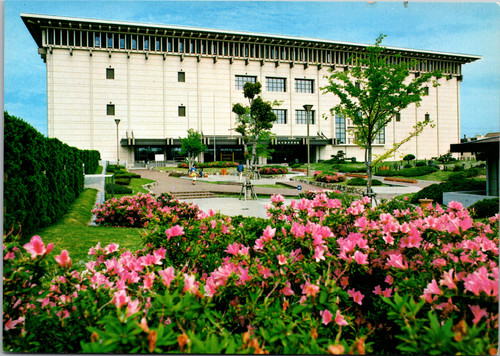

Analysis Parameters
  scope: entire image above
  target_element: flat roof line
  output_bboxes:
[20,12,481,61]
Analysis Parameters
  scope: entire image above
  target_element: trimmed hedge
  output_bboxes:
[4,112,100,237]
[468,198,500,219]
[376,165,438,177]
[105,183,133,195]
[114,177,132,186]
[177,161,238,169]
[347,177,383,186]
[410,175,486,205]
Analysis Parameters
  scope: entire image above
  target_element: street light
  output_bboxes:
[114,119,121,166]
[303,104,313,177]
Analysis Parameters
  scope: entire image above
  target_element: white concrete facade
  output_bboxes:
[23,13,480,166]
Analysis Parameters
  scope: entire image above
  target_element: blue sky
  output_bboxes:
[4,1,500,138]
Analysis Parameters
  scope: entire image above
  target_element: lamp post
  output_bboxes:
[303,104,313,177]
[114,119,121,166]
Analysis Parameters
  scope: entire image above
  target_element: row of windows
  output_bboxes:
[44,27,462,75]
[235,75,314,93]
[107,103,384,143]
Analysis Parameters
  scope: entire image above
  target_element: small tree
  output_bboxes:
[403,154,416,165]
[179,129,207,169]
[322,34,441,199]
[232,82,277,177]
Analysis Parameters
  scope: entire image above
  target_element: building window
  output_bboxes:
[235,75,257,90]
[295,79,314,93]
[272,109,287,124]
[423,86,429,95]
[375,128,385,144]
[335,114,346,144]
[266,77,286,92]
[395,113,401,122]
[295,110,315,125]
[107,104,115,116]
[106,68,115,80]
[178,71,185,82]
[178,106,186,117]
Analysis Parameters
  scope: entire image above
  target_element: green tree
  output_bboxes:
[232,82,278,177]
[403,154,416,165]
[179,129,207,169]
[322,34,441,199]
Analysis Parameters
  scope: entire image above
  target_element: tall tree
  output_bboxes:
[232,82,278,178]
[179,129,207,169]
[322,34,441,199]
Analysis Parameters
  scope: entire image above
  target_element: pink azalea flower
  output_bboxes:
[183,274,199,294]
[165,225,185,241]
[4,251,15,260]
[384,275,394,285]
[126,298,141,317]
[282,281,295,296]
[262,226,276,240]
[302,281,320,298]
[382,288,393,297]
[347,288,365,305]
[143,272,155,290]
[23,235,53,259]
[158,267,175,287]
[352,250,369,265]
[313,246,325,262]
[271,194,285,203]
[113,290,129,308]
[4,316,25,331]
[225,242,240,256]
[54,250,72,268]
[469,304,488,325]
[373,285,382,295]
[104,243,119,254]
[439,269,457,290]
[277,254,287,265]
[334,310,349,326]
[319,309,333,325]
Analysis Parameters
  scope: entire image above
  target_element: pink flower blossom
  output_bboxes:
[143,272,155,290]
[319,309,333,325]
[104,243,119,254]
[334,310,349,326]
[313,246,325,262]
[302,281,320,298]
[282,281,295,296]
[469,304,488,325]
[352,250,369,265]
[277,254,287,265]
[4,316,25,331]
[165,225,185,241]
[126,298,141,317]
[4,251,15,260]
[158,267,175,287]
[225,242,240,256]
[54,250,71,268]
[347,289,365,305]
[23,235,53,259]
[439,269,457,290]
[183,274,200,294]
[113,290,129,308]
[373,285,382,295]
[262,226,276,240]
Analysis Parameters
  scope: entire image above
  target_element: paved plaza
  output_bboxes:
[130,169,437,218]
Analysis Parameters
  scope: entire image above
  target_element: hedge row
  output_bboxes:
[375,165,438,177]
[4,112,101,238]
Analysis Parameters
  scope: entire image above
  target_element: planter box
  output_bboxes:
[384,177,417,184]
[346,173,368,178]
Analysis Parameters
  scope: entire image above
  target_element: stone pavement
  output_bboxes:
[131,169,438,218]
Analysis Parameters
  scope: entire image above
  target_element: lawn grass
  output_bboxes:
[114,177,156,199]
[35,188,143,268]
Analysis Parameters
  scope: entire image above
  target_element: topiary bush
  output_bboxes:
[105,183,132,195]
[347,177,383,186]
[468,198,500,219]
[114,177,132,186]
[377,165,438,177]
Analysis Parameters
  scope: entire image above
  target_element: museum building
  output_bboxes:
[21,13,480,165]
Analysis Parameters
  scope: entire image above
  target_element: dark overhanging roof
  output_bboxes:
[21,13,481,64]
[450,136,500,153]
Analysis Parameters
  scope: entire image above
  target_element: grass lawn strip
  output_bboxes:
[35,188,143,267]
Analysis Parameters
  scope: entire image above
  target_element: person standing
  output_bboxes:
[190,164,198,185]
[237,162,244,181]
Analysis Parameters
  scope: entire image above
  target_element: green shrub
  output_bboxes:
[453,164,464,172]
[290,163,302,169]
[468,198,500,219]
[332,164,366,173]
[106,165,125,173]
[115,177,132,186]
[415,161,426,167]
[114,172,141,179]
[3,111,98,238]
[377,165,438,177]
[105,183,132,194]
[411,178,486,205]
[347,177,383,186]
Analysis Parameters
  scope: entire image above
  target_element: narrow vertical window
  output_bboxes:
[335,115,346,144]
[395,113,401,122]
[178,106,186,117]
[106,68,115,80]
[178,71,185,82]
[107,104,115,116]
[375,128,385,144]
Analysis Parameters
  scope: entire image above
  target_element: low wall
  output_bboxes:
[443,190,497,208]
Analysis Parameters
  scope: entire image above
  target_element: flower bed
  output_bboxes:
[3,193,499,354]
[258,166,288,175]
[384,177,418,184]
[314,171,346,183]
